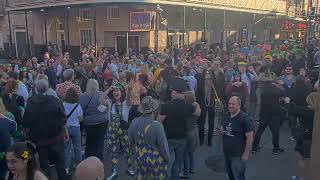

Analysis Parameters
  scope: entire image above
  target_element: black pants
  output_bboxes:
[198,106,215,144]
[84,122,108,161]
[38,142,67,180]
[289,115,299,139]
[253,116,281,150]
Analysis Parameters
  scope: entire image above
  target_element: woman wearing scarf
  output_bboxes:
[106,81,134,180]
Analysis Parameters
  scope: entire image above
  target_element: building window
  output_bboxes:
[0,32,3,50]
[79,8,91,21]
[107,7,120,20]
[80,29,92,48]
[131,8,145,12]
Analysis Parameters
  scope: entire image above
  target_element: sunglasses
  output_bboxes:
[286,68,292,71]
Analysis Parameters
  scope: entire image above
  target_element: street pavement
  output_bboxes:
[102,122,310,180]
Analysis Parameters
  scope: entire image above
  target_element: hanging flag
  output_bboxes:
[160,18,168,26]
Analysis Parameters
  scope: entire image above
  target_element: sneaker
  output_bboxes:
[291,176,300,180]
[127,167,135,176]
[290,136,295,141]
[252,147,261,153]
[272,148,285,155]
[189,169,196,174]
[179,172,190,178]
[107,169,118,180]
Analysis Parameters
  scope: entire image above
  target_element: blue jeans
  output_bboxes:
[65,126,82,169]
[183,152,194,174]
[168,139,187,180]
[183,129,197,173]
[224,155,246,180]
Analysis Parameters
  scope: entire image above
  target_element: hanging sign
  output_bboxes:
[130,12,153,31]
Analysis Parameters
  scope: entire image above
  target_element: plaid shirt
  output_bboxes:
[130,82,141,105]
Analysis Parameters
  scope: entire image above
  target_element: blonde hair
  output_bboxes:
[184,91,196,104]
[86,79,99,96]
[0,98,7,114]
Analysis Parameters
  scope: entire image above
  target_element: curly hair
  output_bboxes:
[65,87,79,104]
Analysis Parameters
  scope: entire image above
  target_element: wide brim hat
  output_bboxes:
[138,96,160,114]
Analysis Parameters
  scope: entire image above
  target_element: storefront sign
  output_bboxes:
[296,23,307,30]
[282,21,307,30]
[130,12,153,31]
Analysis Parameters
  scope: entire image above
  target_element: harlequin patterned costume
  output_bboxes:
[107,104,132,169]
[135,124,168,180]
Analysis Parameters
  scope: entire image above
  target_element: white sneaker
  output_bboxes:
[107,169,117,180]
[127,167,135,176]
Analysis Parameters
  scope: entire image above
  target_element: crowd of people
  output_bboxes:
[0,40,319,180]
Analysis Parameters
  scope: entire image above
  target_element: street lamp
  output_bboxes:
[41,9,48,46]
[155,4,163,52]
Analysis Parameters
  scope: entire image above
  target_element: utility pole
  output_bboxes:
[155,11,159,52]
[306,0,312,46]
[182,6,186,46]
[94,5,97,57]
[7,11,13,57]
[203,9,207,42]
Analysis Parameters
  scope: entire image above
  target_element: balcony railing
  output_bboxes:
[8,0,287,14]
[186,0,287,13]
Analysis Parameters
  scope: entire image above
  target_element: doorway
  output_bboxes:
[115,34,140,55]
[57,30,65,53]
[15,30,27,59]
[168,32,187,48]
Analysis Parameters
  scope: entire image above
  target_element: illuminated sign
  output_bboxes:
[130,12,153,31]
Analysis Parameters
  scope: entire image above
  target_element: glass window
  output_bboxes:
[79,8,91,21]
[107,7,120,20]
[80,29,92,48]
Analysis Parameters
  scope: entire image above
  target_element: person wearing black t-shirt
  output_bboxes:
[221,96,254,180]
[159,77,201,180]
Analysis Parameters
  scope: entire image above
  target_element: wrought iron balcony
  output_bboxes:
[7,0,287,14]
